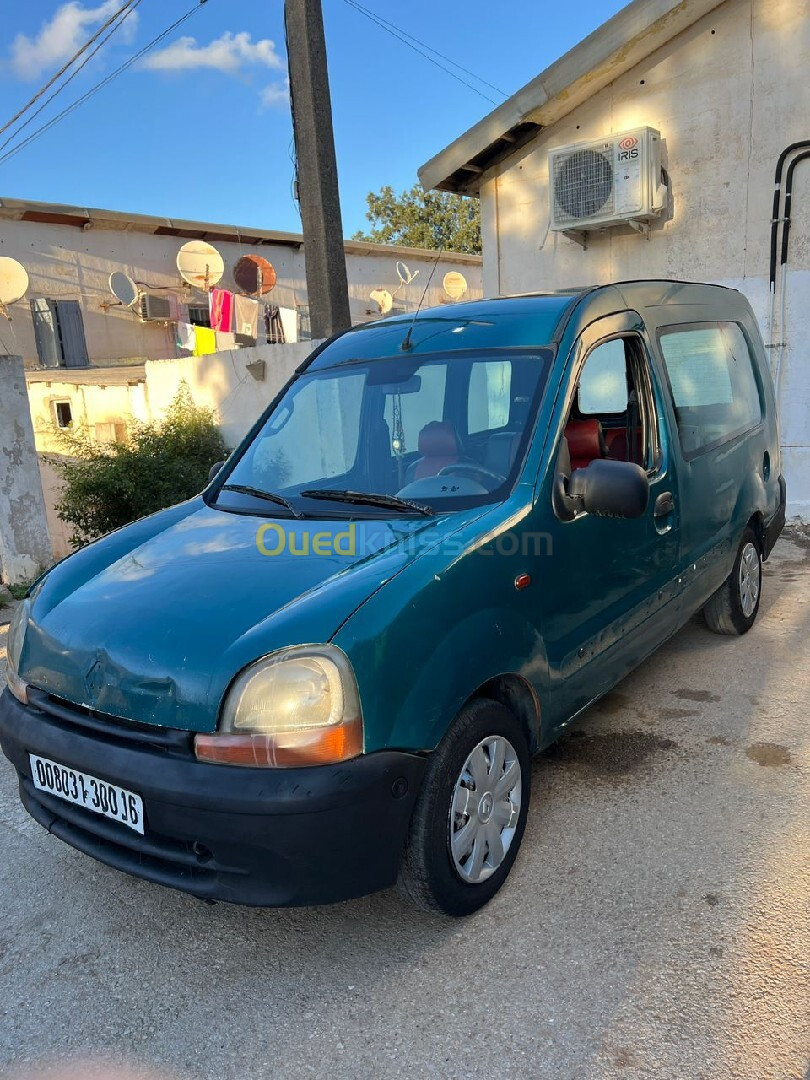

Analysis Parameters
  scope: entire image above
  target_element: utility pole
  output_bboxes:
[285,0,352,340]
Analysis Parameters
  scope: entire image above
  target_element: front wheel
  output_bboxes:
[703,526,762,635]
[398,698,531,916]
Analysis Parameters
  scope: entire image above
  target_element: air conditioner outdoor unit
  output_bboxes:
[138,293,171,321]
[549,127,668,233]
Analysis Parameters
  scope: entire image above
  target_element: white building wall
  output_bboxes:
[479,0,810,516]
[143,341,322,450]
[0,216,481,368]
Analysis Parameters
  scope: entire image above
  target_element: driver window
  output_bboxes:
[567,336,657,471]
[578,339,628,415]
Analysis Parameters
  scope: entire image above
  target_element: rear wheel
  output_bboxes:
[398,698,530,916]
[703,526,762,635]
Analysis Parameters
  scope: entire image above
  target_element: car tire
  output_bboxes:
[703,526,762,636]
[398,697,531,916]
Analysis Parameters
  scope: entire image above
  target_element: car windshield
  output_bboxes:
[214,348,552,517]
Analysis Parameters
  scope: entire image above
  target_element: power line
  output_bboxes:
[342,0,507,105]
[0,0,143,156]
[0,0,140,139]
[0,1,209,168]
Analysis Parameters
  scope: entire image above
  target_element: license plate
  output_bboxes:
[29,754,144,835]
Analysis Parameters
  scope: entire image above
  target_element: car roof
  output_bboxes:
[308,279,742,368]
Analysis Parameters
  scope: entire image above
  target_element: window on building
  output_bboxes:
[94,421,128,445]
[187,304,211,328]
[53,400,73,428]
[658,323,763,456]
[297,304,311,342]
[31,299,89,369]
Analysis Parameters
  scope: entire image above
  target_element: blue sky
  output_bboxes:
[0,0,627,236]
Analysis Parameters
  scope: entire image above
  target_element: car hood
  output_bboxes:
[19,498,458,732]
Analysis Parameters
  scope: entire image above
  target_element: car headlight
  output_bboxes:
[5,600,30,705]
[194,645,363,768]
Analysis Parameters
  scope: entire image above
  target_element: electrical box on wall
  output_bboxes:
[549,127,668,234]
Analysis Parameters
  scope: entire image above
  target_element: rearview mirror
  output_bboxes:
[208,461,225,484]
[568,458,649,519]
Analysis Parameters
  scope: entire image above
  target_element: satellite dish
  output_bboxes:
[370,288,393,315]
[443,271,468,301]
[109,271,139,307]
[396,261,419,286]
[234,254,277,296]
[0,257,29,306]
[176,240,224,289]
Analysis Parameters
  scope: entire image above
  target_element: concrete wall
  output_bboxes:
[143,341,322,450]
[33,341,320,560]
[478,0,810,516]
[0,355,53,583]
[27,368,149,453]
[0,215,482,368]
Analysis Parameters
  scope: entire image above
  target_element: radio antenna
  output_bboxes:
[401,248,443,351]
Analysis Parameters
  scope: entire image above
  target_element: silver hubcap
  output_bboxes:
[449,736,522,884]
[738,541,761,618]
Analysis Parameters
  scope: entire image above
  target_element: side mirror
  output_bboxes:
[568,458,649,519]
[208,461,225,484]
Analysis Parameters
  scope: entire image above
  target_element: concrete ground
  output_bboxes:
[0,532,807,1080]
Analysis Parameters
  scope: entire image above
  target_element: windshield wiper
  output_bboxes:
[221,484,303,518]
[300,488,435,517]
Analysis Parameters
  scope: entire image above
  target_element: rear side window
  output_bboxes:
[658,323,762,457]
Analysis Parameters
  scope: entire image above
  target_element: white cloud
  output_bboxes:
[261,79,290,109]
[142,31,285,74]
[10,1,139,80]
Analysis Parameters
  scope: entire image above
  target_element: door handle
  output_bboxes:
[654,491,675,517]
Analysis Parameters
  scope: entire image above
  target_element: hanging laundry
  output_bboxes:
[193,326,217,356]
[264,303,286,344]
[209,288,234,333]
[215,331,236,351]
[234,294,259,340]
[278,306,298,344]
[176,321,195,352]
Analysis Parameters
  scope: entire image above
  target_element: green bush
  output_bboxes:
[53,385,228,547]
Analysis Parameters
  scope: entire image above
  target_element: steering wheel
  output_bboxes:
[437,462,506,487]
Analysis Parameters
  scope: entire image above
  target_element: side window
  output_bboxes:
[566,334,659,472]
[468,360,512,434]
[383,363,448,456]
[578,338,628,415]
[659,323,762,456]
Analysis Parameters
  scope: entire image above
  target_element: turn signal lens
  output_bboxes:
[194,716,363,767]
[6,666,28,706]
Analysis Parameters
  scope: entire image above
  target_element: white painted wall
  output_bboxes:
[143,340,322,450]
[0,214,481,369]
[478,0,810,516]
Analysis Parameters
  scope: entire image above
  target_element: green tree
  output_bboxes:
[353,183,481,255]
[52,385,228,547]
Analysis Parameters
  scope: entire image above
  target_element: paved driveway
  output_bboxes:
[0,533,807,1080]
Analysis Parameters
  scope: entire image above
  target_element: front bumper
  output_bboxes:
[0,688,426,906]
